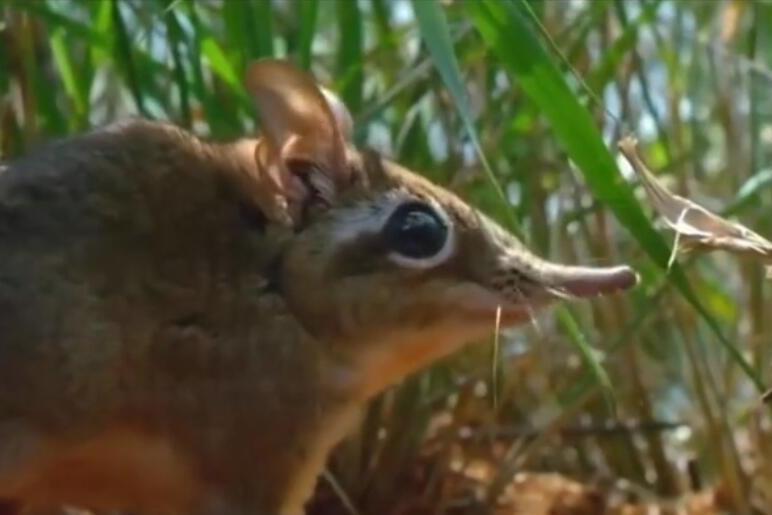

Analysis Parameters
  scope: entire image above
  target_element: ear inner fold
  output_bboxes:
[245,60,353,224]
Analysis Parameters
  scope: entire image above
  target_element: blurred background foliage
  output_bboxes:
[2,0,772,513]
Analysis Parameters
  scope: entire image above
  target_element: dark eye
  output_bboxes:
[382,201,449,259]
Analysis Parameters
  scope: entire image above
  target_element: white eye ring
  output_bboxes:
[384,198,456,270]
[328,192,456,269]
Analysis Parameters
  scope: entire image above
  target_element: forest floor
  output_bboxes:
[310,439,731,515]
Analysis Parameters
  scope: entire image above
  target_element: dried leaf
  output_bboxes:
[618,137,772,267]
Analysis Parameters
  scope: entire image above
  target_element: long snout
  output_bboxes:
[536,262,639,298]
[481,214,639,303]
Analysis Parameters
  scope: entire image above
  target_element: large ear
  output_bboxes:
[245,59,353,225]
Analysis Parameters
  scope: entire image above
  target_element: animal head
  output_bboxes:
[244,60,637,397]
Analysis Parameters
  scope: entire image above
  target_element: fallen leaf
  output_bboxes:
[618,136,772,271]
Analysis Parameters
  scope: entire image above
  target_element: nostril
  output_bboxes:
[491,268,539,298]
[510,269,527,280]
[503,267,536,285]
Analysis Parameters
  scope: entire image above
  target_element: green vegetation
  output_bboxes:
[2,0,771,512]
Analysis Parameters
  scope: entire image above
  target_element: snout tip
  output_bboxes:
[555,265,640,298]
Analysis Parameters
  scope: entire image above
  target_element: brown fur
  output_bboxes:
[0,60,634,514]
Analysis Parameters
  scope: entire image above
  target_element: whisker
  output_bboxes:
[545,285,573,300]
[512,284,542,337]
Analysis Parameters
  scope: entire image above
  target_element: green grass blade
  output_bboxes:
[15,1,109,47]
[337,0,363,113]
[201,37,241,92]
[411,0,520,236]
[298,0,319,69]
[253,0,274,58]
[556,306,615,412]
[200,29,251,116]
[222,0,248,73]
[186,0,237,135]
[111,0,146,116]
[372,0,398,56]
[19,10,65,136]
[49,28,87,128]
[163,2,191,127]
[89,0,113,64]
[468,0,764,392]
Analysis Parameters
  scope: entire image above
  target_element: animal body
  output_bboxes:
[0,60,637,514]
